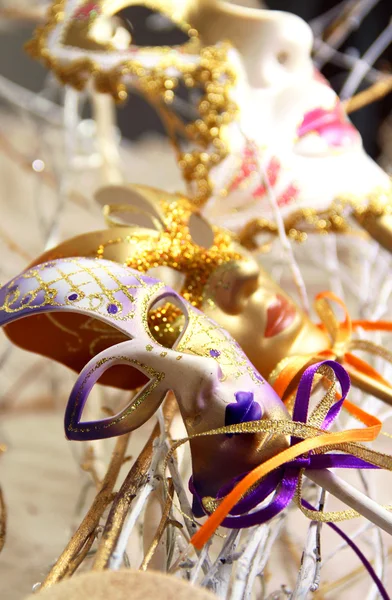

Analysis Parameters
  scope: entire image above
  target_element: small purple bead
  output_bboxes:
[68,293,78,302]
[107,303,119,315]
[21,295,31,305]
[209,349,221,358]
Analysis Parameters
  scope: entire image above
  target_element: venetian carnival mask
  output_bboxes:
[5,185,329,380]
[27,0,392,248]
[0,257,290,496]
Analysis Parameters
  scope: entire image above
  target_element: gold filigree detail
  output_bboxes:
[0,259,137,322]
[177,308,263,384]
[0,258,157,356]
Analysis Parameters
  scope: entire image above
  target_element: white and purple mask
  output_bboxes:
[0,257,289,496]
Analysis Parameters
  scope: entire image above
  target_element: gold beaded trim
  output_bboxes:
[26,0,238,206]
[239,186,392,249]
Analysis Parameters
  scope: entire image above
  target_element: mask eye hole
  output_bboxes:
[147,291,188,349]
[113,6,191,47]
[277,50,289,65]
[188,213,214,249]
[84,367,150,421]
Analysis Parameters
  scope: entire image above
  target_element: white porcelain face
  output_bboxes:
[198,6,391,232]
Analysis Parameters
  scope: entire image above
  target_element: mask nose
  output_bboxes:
[208,260,260,315]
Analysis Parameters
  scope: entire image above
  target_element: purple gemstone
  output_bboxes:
[107,303,119,315]
[68,293,78,302]
[209,349,221,358]
[22,295,31,305]
[225,391,262,437]
[8,285,18,294]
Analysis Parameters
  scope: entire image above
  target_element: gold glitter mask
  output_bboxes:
[26,0,239,204]
[12,184,328,378]
[97,184,330,374]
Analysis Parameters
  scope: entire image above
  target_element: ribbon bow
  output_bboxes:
[272,291,392,406]
[185,359,386,545]
[171,359,391,599]
[162,360,390,549]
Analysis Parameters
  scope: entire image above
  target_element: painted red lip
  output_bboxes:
[265,294,296,338]
[297,103,359,148]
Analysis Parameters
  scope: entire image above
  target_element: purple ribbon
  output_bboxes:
[189,359,389,597]
[190,360,379,528]
[302,499,390,600]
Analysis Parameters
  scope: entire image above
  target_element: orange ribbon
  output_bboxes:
[190,292,390,549]
[274,291,392,405]
[191,417,381,550]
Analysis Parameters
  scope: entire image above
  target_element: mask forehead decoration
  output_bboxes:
[0,256,289,494]
[26,0,238,205]
[27,0,392,248]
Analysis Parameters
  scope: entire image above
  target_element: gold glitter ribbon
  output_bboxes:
[159,363,391,548]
